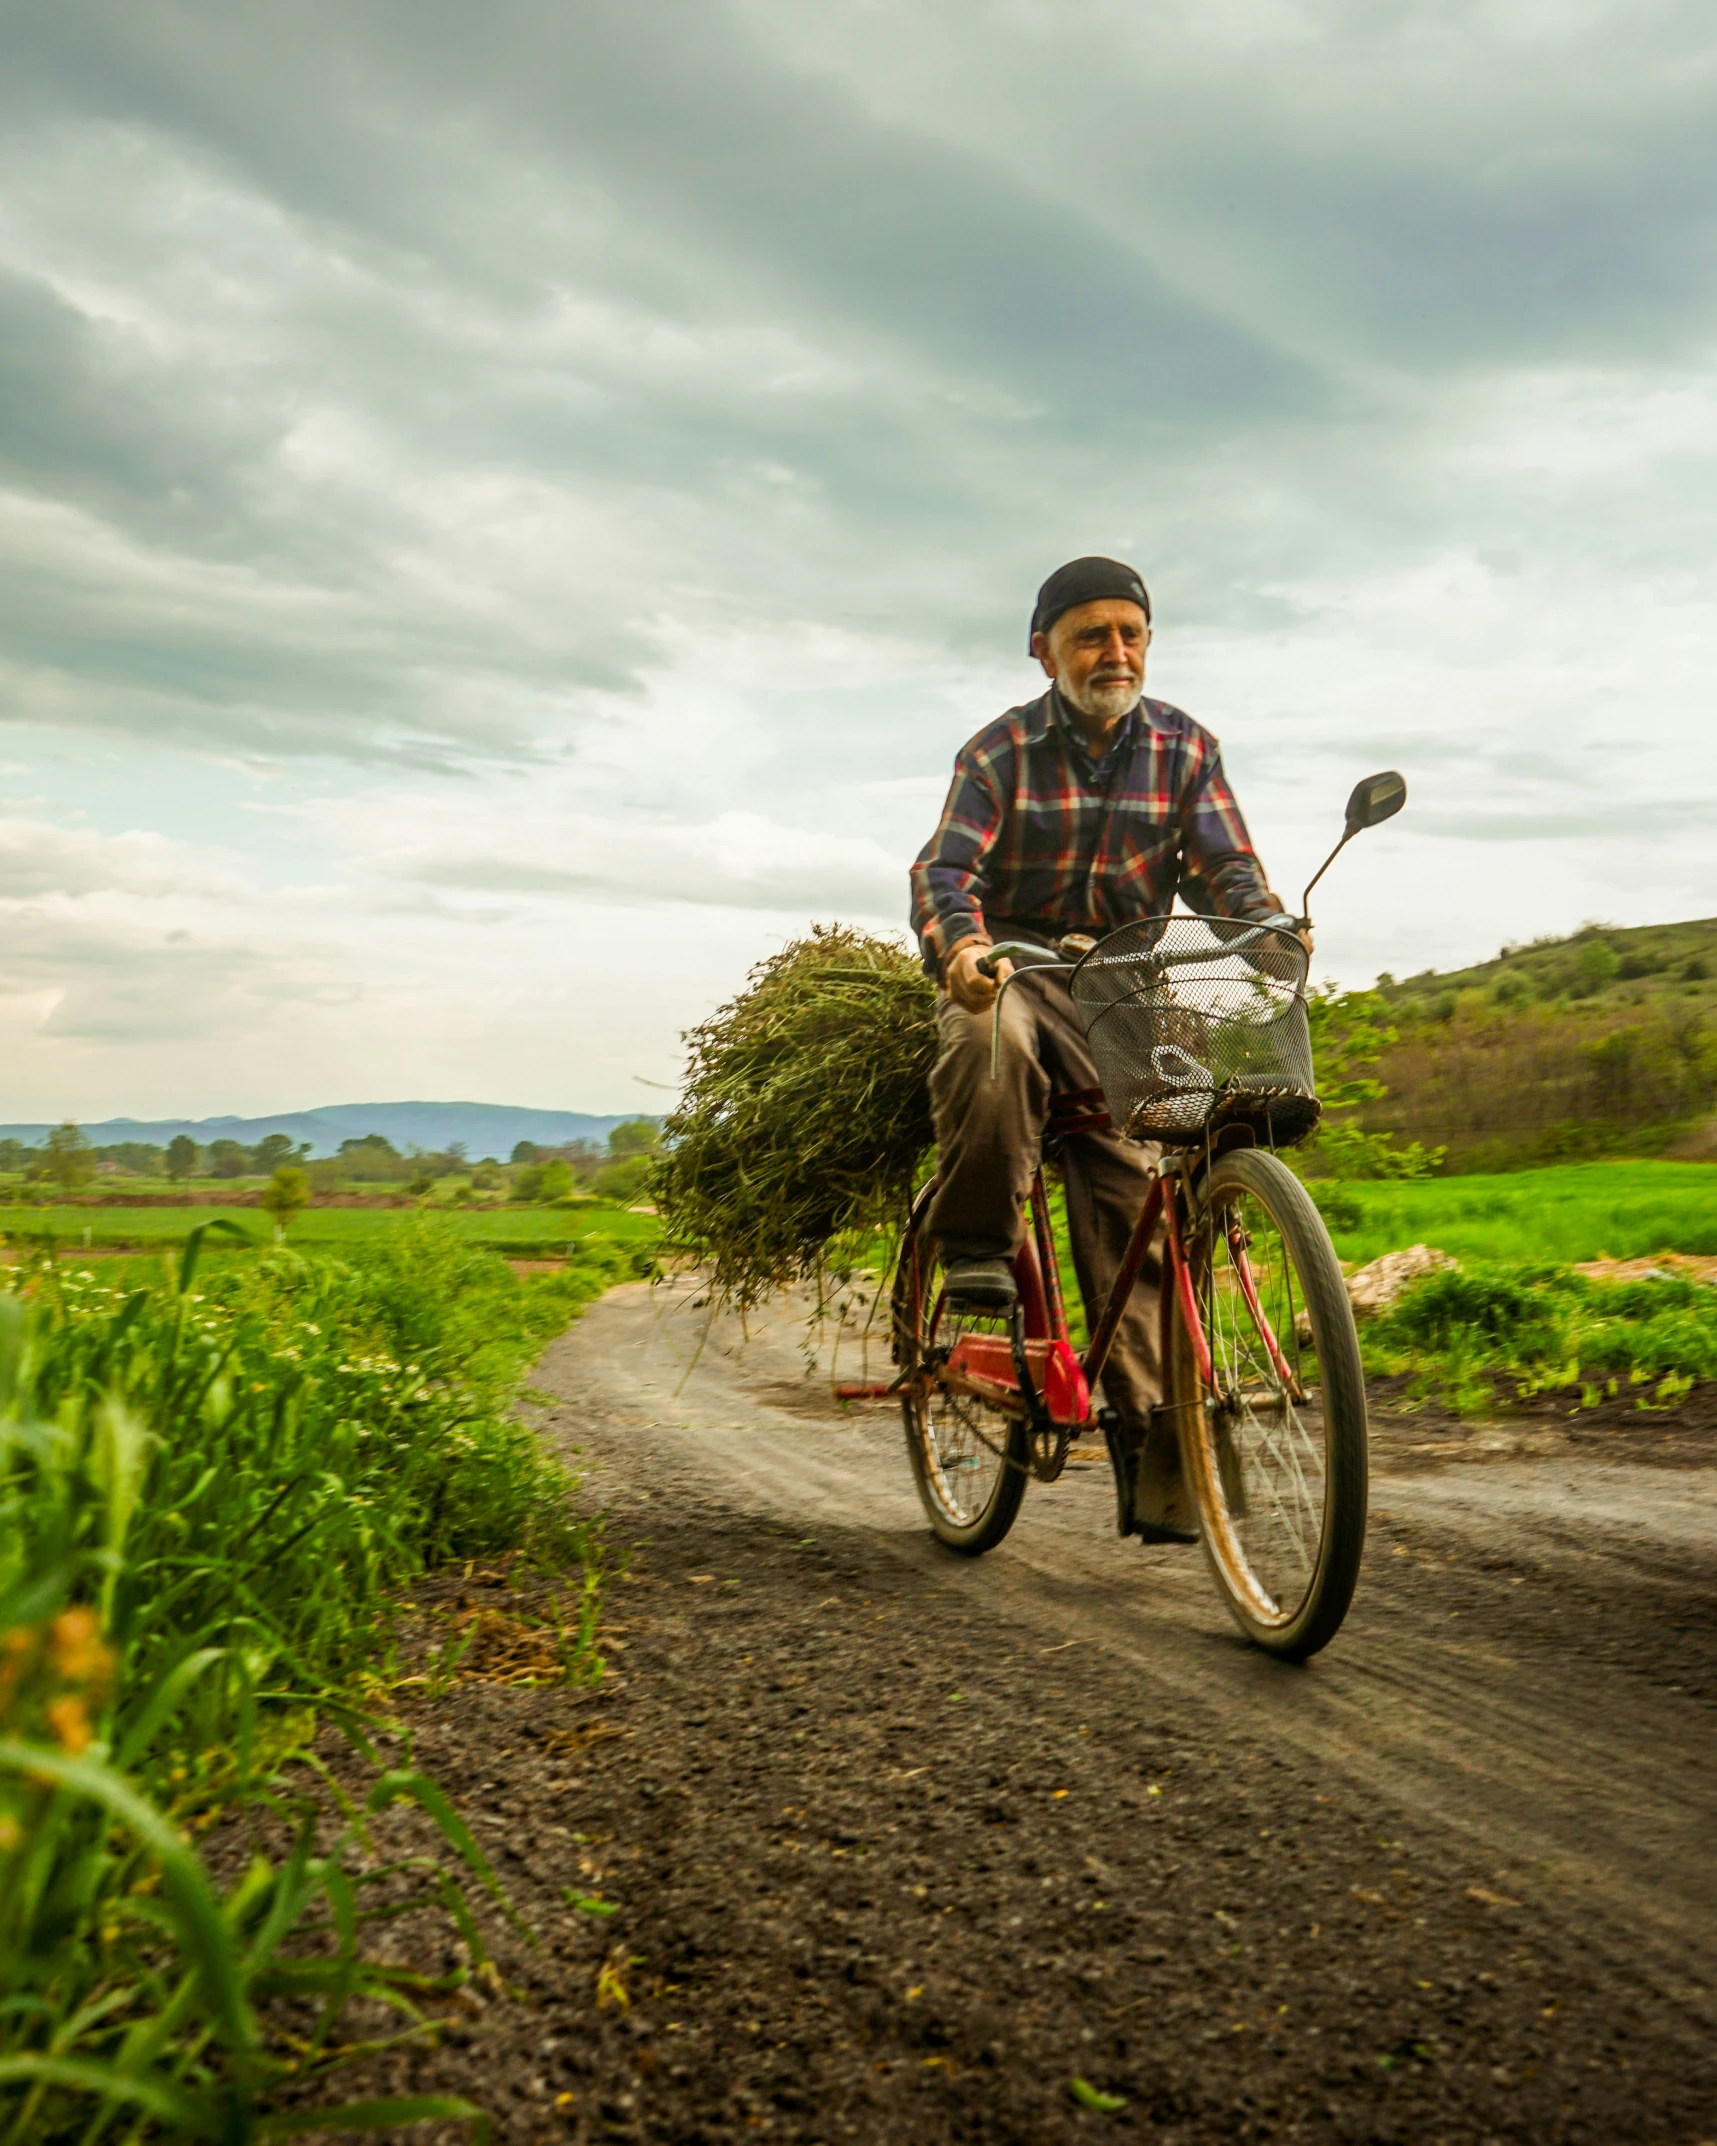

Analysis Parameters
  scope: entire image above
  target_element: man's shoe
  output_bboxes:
[942,1256,1018,1312]
[1102,1409,1143,1535]
[1133,1518,1201,1546]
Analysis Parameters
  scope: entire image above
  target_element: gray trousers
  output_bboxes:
[924,973,1193,1529]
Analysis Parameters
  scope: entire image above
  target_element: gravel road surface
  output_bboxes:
[331,1278,1717,2144]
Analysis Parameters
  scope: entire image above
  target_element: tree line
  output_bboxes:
[0,1119,663,1201]
[0,1126,317,1191]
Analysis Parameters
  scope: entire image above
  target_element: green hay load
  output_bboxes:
[652,926,938,1309]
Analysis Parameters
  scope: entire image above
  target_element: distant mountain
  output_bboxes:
[0,1101,653,1160]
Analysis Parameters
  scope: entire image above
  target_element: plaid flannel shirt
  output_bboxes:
[910,689,1273,976]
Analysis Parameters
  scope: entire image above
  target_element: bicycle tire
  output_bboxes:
[892,1210,1032,1556]
[1167,1147,1368,1659]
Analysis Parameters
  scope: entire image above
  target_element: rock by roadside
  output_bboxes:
[1344,1244,1458,1318]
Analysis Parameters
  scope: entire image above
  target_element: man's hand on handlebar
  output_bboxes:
[1260,899,1314,958]
[945,940,1012,1012]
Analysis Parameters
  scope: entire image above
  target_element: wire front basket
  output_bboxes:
[1069,916,1320,1148]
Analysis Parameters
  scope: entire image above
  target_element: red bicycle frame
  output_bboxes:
[922,1101,1289,1429]
[934,1159,1173,1429]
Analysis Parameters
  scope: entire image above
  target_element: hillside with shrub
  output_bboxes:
[1331,915,1716,1174]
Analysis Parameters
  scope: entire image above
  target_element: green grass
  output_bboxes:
[1296,1159,1717,1410]
[1063,1160,1715,1410]
[1,1217,641,2140]
[1357,1264,1717,1413]
[1305,1160,1717,1267]
[0,1202,658,1253]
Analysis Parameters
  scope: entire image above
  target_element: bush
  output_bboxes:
[258,1162,310,1237]
[1304,1124,1443,1180]
[207,1137,250,1180]
[334,1137,414,1184]
[511,1158,575,1202]
[1308,1184,1364,1232]
[593,1154,653,1204]
[1373,1268,1562,1354]
[1361,1258,1717,1407]
[1572,938,1621,994]
[40,1122,95,1194]
[1348,988,1715,1171]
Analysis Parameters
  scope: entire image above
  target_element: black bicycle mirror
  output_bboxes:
[1344,769,1407,834]
[1302,769,1408,921]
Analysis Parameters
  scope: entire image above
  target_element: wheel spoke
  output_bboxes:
[1171,1152,1367,1659]
[1201,1189,1328,1618]
[910,1258,1016,1529]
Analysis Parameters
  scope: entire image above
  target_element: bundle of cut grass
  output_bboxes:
[653,925,938,1308]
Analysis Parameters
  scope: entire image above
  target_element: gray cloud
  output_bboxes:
[0,0,1590,769]
[0,0,1712,1111]
[0,264,234,513]
[6,2,1314,412]
[0,905,346,1043]
[745,0,1717,368]
[1411,800,1717,843]
[0,0,1708,767]
[0,816,234,899]
[381,805,905,917]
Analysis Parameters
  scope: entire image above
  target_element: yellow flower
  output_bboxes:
[48,1607,111,1690]
[45,1694,93,1753]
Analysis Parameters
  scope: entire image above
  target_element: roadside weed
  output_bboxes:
[1360,1262,1717,1409]
[0,1218,636,2139]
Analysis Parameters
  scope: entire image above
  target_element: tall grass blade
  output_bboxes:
[256,2097,491,2139]
[0,1740,253,2050]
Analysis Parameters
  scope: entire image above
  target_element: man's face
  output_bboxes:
[1032,598,1150,725]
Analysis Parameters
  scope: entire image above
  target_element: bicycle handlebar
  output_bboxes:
[974,940,1068,981]
[1111,916,1305,974]
[979,917,1304,982]
[978,918,1306,1083]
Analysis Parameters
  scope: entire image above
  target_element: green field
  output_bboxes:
[0,1200,658,1253]
[1310,1160,1717,1267]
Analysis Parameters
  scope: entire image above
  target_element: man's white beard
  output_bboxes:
[1060,675,1140,725]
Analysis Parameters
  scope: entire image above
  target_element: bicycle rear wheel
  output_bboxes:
[1167,1148,1368,1659]
[893,1219,1031,1555]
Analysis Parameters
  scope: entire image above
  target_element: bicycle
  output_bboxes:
[890,770,1406,1661]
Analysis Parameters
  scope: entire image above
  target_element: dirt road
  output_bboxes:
[360,1279,1717,2143]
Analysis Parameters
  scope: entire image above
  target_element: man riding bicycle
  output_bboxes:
[909,555,1298,1542]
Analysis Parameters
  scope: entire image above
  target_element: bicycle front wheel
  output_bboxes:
[893,1220,1031,1556]
[1167,1148,1368,1659]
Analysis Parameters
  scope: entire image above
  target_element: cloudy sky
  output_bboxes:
[2,0,1713,1119]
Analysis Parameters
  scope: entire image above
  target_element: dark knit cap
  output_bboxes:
[1028,556,1152,651]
